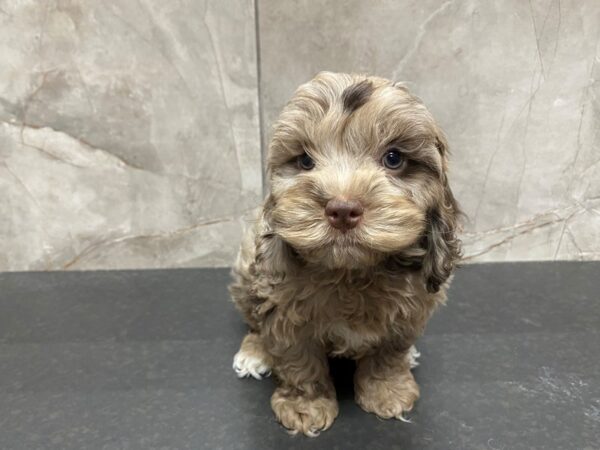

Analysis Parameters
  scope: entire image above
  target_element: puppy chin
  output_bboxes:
[280,227,404,270]
[301,242,382,270]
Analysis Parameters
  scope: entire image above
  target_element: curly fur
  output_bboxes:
[229,72,461,436]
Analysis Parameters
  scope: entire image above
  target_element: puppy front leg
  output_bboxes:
[270,342,338,437]
[354,343,419,420]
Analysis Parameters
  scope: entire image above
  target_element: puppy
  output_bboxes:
[230,72,461,436]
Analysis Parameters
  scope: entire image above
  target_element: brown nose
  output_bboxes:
[325,199,364,231]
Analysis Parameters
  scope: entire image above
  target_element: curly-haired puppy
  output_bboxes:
[230,72,461,436]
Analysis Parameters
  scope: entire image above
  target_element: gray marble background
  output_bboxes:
[0,0,262,270]
[1,0,598,271]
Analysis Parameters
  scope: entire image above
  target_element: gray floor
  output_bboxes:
[0,262,599,450]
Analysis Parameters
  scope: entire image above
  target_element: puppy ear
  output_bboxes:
[421,134,462,293]
[252,195,296,279]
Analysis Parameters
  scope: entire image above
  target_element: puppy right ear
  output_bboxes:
[252,195,295,278]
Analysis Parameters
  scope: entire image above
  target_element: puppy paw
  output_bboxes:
[232,349,271,379]
[233,333,272,379]
[407,345,421,369]
[355,370,419,420]
[271,388,339,437]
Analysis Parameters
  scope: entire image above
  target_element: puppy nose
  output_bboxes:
[325,199,364,231]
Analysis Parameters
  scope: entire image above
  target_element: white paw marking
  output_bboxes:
[232,349,271,380]
[407,345,421,369]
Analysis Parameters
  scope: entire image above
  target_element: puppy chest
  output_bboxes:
[326,322,382,356]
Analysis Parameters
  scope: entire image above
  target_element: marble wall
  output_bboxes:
[0,0,262,270]
[1,0,598,271]
[258,0,600,262]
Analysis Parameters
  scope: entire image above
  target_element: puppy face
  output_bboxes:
[266,72,458,279]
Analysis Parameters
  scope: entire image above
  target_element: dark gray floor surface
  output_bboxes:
[0,262,599,450]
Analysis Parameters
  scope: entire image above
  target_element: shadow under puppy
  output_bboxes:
[230,72,461,436]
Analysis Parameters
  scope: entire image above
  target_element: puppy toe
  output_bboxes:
[356,370,419,420]
[306,426,322,438]
[396,413,413,423]
[232,349,271,380]
[407,345,421,369]
[271,388,338,437]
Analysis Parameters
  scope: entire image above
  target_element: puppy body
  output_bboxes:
[230,72,460,436]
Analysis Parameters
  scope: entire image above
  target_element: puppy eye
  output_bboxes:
[382,149,404,169]
[297,152,315,170]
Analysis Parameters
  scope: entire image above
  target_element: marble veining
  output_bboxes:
[0,0,261,270]
[1,0,599,270]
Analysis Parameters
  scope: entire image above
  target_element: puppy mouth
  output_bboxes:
[327,222,362,235]
[325,224,369,250]
[329,228,361,244]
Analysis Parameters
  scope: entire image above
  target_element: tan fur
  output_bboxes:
[354,342,420,419]
[230,72,461,436]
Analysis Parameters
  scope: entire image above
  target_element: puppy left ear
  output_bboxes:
[421,133,462,293]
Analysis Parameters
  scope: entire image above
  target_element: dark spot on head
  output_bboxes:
[341,79,374,113]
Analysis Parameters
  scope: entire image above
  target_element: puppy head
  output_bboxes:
[265,72,461,291]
